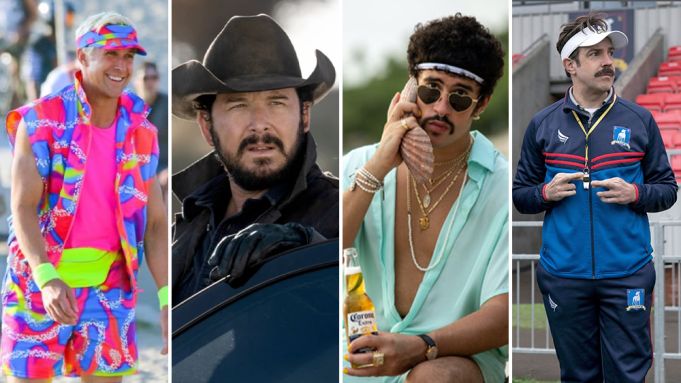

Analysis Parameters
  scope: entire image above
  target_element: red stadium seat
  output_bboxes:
[637,93,667,112]
[656,110,681,149]
[660,127,680,148]
[665,94,681,112]
[669,46,681,62]
[647,76,678,93]
[660,61,681,77]
[654,111,681,128]
[661,131,674,148]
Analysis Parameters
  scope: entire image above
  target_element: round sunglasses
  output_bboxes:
[417,85,478,112]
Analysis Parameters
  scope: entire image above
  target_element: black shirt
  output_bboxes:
[174,173,291,302]
[171,134,339,306]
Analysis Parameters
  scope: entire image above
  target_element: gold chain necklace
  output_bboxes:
[427,166,456,186]
[431,137,473,167]
[422,137,473,207]
[421,155,467,209]
[406,168,469,271]
[412,159,466,230]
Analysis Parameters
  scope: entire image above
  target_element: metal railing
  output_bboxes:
[512,219,681,383]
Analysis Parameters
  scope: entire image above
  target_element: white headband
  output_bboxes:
[560,24,628,61]
[415,62,484,84]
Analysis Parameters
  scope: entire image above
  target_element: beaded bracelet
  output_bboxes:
[357,167,382,186]
[352,167,383,193]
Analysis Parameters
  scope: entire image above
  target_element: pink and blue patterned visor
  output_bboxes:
[77,24,147,55]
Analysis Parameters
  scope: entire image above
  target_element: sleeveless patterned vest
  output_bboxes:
[5,71,159,299]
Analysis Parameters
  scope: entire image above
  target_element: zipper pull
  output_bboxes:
[582,168,590,190]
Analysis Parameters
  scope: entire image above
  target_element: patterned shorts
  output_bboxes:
[0,255,137,379]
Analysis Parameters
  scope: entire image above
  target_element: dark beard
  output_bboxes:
[419,115,456,135]
[209,122,306,191]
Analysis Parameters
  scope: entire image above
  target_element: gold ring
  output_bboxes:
[372,351,385,367]
[400,119,409,130]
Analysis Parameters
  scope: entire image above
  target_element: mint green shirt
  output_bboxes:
[342,131,508,383]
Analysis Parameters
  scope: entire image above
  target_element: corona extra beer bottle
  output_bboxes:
[344,247,378,368]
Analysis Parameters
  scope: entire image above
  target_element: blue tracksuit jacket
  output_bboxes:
[513,89,678,279]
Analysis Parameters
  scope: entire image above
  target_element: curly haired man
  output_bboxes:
[343,14,508,383]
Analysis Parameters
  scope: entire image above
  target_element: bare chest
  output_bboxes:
[393,164,466,317]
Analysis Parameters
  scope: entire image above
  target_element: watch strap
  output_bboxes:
[418,333,438,360]
[417,334,436,348]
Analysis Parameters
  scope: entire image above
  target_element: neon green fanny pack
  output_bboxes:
[57,248,120,288]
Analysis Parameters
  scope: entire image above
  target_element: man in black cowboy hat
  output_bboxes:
[171,14,338,304]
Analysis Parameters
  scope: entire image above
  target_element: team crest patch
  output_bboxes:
[611,126,631,150]
[626,289,645,311]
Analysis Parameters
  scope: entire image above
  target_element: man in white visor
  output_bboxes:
[514,13,677,382]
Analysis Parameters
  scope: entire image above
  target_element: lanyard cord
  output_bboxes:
[570,93,617,169]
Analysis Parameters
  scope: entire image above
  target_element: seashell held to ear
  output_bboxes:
[401,77,418,103]
[398,77,434,184]
[401,126,434,184]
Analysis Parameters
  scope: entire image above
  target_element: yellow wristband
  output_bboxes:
[33,263,60,289]
[157,285,168,309]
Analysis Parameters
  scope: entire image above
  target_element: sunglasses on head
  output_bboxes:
[417,85,478,112]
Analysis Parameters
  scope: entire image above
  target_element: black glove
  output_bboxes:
[207,222,322,287]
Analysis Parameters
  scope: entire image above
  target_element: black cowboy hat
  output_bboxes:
[172,14,336,120]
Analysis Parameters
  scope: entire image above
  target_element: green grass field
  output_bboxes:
[512,303,548,330]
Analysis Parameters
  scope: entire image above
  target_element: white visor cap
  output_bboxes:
[560,24,628,61]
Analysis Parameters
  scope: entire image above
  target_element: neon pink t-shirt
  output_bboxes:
[64,122,120,251]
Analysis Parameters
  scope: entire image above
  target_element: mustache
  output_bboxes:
[420,115,455,135]
[237,133,286,156]
[595,67,615,77]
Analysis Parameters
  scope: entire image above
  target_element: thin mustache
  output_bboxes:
[421,115,454,131]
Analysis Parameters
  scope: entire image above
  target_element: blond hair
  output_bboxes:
[75,12,135,55]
